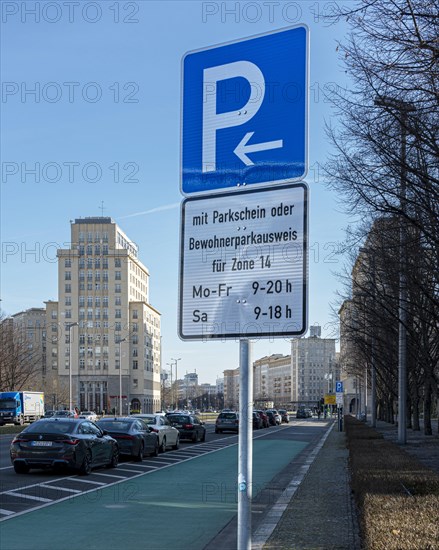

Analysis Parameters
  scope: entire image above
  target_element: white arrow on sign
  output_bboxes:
[234,131,283,166]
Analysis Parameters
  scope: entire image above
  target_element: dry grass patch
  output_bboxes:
[345,416,439,550]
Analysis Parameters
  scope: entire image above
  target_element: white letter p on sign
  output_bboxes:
[202,61,265,173]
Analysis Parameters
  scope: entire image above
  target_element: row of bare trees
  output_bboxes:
[326,0,438,434]
[0,312,43,392]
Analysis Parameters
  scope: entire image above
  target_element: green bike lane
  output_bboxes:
[1,436,308,550]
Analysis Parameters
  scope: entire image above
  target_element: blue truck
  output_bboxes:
[0,391,45,426]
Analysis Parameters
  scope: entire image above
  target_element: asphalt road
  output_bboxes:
[0,419,330,550]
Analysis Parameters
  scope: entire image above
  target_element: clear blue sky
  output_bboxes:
[1,1,351,384]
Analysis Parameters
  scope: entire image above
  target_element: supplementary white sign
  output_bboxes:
[178,183,308,340]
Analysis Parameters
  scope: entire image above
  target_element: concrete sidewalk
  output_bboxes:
[254,423,361,550]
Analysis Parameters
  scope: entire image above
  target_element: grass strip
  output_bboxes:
[345,416,439,549]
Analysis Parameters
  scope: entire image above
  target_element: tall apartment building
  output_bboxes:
[46,217,161,414]
[223,367,239,409]
[291,326,337,406]
[253,354,292,408]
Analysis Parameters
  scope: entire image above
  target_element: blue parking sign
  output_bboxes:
[336,381,344,393]
[181,26,309,195]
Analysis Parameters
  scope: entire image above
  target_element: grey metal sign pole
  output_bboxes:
[238,338,253,550]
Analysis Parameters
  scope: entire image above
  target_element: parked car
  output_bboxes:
[254,410,270,428]
[10,418,119,475]
[296,407,313,419]
[166,413,206,443]
[79,411,98,422]
[53,410,78,419]
[43,410,55,418]
[215,411,239,434]
[278,409,289,423]
[266,410,281,425]
[131,414,179,452]
[265,411,278,426]
[96,417,159,460]
[252,412,263,430]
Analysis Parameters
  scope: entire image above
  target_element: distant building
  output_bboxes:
[291,328,338,407]
[253,354,292,408]
[46,217,161,414]
[223,368,239,409]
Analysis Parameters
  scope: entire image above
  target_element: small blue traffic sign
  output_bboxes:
[336,381,344,393]
[182,26,308,195]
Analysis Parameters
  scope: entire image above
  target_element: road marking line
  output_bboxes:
[68,478,106,485]
[116,467,145,473]
[5,492,52,503]
[90,472,128,479]
[122,463,158,472]
[0,509,15,515]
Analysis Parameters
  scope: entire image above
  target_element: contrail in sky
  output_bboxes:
[118,203,179,219]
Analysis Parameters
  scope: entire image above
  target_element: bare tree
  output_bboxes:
[325,0,438,433]
[0,311,43,391]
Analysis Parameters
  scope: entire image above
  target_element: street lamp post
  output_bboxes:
[171,357,181,409]
[118,337,128,416]
[68,322,79,412]
[374,95,415,444]
[166,362,174,408]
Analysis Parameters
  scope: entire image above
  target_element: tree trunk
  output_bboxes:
[412,396,420,431]
[407,397,412,429]
[423,379,432,436]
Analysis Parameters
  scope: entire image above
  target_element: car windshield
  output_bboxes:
[24,420,75,433]
[136,416,155,425]
[0,399,16,409]
[97,421,131,431]
[219,413,236,419]
[168,415,189,423]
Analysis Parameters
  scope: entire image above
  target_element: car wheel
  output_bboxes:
[215,428,220,434]
[160,437,167,453]
[107,446,119,469]
[201,430,206,442]
[151,440,159,457]
[79,450,92,475]
[192,431,198,443]
[13,462,29,474]
[172,435,180,450]
[135,442,144,462]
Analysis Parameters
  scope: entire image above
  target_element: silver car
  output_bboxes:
[215,411,239,434]
[131,414,179,452]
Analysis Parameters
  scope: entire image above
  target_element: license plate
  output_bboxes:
[175,424,183,428]
[32,441,52,446]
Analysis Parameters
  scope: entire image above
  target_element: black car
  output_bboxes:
[296,408,313,419]
[278,409,289,423]
[265,411,278,426]
[10,418,119,475]
[166,413,206,442]
[96,417,159,460]
[252,412,263,430]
